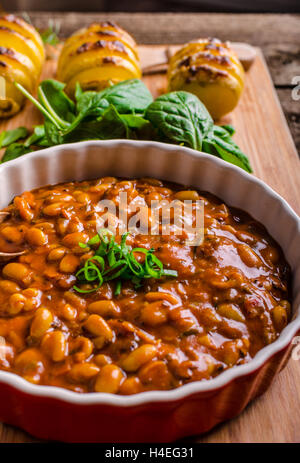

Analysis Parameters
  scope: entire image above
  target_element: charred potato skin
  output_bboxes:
[0,15,45,118]
[58,21,141,96]
[64,21,138,57]
[0,15,45,60]
[168,38,245,120]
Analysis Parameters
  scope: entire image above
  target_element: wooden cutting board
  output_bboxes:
[0,45,299,443]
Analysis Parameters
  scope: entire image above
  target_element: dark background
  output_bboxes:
[1,0,300,13]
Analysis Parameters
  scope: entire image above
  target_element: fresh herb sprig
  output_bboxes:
[145,92,252,172]
[21,14,60,46]
[0,127,28,148]
[40,20,61,46]
[0,79,252,172]
[74,230,178,295]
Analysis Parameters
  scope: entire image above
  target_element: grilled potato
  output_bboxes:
[168,38,245,120]
[57,21,141,96]
[0,14,45,118]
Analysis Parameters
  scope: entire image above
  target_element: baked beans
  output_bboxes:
[0,177,291,394]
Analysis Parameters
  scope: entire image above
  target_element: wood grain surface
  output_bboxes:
[0,44,299,443]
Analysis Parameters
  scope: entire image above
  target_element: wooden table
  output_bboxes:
[0,12,299,444]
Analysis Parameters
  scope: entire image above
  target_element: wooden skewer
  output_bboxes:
[142,62,169,76]
[231,42,257,71]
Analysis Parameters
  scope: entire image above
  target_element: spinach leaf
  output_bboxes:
[45,106,130,144]
[0,127,28,148]
[94,105,130,139]
[67,109,152,142]
[95,107,154,141]
[75,82,83,101]
[68,90,111,135]
[98,79,153,114]
[15,82,67,129]
[44,120,65,146]
[75,79,153,123]
[146,91,252,172]
[36,137,52,148]
[119,114,153,139]
[44,117,101,145]
[24,125,45,147]
[1,143,33,163]
[8,81,252,173]
[145,91,213,151]
[58,119,113,144]
[213,135,252,173]
[62,121,107,143]
[38,79,75,127]
[76,91,110,119]
[220,124,235,136]
[120,114,149,130]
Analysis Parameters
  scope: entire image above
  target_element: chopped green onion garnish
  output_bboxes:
[114,281,122,296]
[73,229,178,294]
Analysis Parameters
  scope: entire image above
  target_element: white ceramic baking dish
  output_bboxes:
[0,140,299,442]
